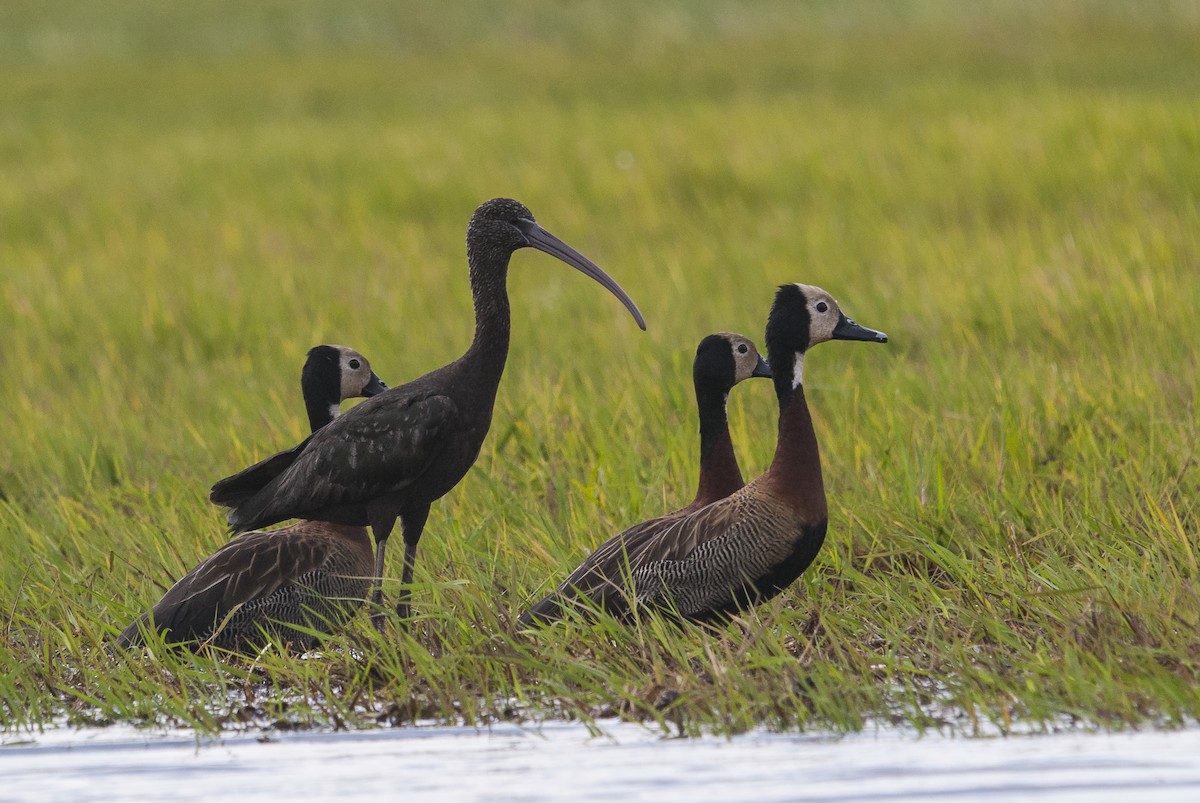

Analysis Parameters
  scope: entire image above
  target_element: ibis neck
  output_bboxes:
[692,387,744,507]
[765,354,827,520]
[462,250,513,397]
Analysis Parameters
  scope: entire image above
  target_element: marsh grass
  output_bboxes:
[1,0,1198,736]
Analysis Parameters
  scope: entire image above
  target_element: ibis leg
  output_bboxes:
[367,510,398,632]
[395,506,430,620]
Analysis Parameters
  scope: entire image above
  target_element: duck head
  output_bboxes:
[302,345,388,431]
[693,332,772,399]
[765,283,887,394]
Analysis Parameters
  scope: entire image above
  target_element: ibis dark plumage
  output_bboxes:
[118,345,387,651]
[519,332,771,624]
[210,198,646,626]
[519,284,886,625]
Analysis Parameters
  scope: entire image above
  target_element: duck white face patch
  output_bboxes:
[792,352,805,389]
[338,347,371,400]
[808,295,839,345]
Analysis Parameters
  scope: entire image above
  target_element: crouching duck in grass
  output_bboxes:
[118,345,386,652]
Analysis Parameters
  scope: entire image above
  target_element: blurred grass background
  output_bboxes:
[1,0,1198,733]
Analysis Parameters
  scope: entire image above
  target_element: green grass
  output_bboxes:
[2,0,1198,736]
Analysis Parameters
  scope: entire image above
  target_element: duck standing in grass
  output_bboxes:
[520,332,772,624]
[520,284,886,625]
[118,345,387,651]
[210,198,647,627]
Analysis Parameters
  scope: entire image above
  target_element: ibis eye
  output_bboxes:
[815,301,829,313]
[348,359,361,370]
[737,344,749,354]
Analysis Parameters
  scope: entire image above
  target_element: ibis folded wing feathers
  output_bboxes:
[209,436,314,508]
[224,392,462,533]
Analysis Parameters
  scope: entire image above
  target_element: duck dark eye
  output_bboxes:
[349,359,361,369]
[815,301,829,313]
[737,344,749,354]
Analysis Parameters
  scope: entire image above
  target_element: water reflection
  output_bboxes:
[3,722,1199,802]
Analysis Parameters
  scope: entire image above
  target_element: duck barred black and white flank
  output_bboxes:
[520,284,887,625]
[520,331,772,625]
[119,345,387,651]
[210,198,647,628]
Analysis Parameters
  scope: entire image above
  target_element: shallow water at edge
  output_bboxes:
[2,721,1199,802]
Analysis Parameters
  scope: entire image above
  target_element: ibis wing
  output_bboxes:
[230,393,460,530]
[210,436,313,508]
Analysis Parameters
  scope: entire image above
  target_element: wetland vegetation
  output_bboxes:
[1,0,1198,735]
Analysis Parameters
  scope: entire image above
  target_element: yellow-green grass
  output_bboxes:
[2,0,1197,735]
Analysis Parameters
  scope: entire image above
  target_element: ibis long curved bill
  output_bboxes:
[514,218,647,330]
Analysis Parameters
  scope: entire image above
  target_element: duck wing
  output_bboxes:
[117,525,333,647]
[521,498,744,624]
[519,514,674,624]
[626,494,827,621]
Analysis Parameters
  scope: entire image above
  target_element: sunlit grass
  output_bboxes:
[1,0,1198,736]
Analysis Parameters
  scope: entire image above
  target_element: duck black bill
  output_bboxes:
[363,373,388,397]
[752,355,773,378]
[832,313,888,343]
[514,218,647,331]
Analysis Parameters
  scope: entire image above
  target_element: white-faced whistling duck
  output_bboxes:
[210,198,647,628]
[519,332,771,625]
[519,284,886,626]
[118,345,387,651]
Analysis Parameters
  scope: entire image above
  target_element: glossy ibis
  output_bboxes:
[211,198,646,626]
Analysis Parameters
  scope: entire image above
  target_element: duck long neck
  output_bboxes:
[461,248,512,400]
[305,396,337,433]
[765,352,827,521]
[691,386,743,507]
[303,363,343,432]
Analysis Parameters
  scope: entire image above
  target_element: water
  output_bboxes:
[3,721,1199,801]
